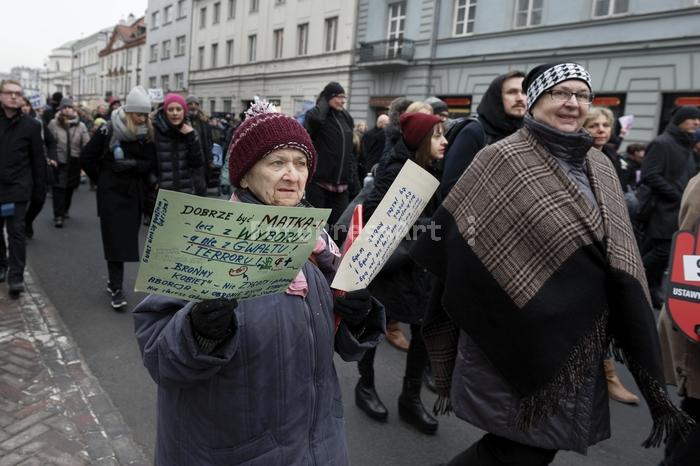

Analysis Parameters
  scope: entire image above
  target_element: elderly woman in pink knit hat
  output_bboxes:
[132,101,385,466]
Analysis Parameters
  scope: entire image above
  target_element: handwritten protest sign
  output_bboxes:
[331,160,439,292]
[147,88,164,103]
[135,190,330,301]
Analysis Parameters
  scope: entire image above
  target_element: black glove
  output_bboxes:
[190,298,238,341]
[334,289,372,328]
[112,158,138,173]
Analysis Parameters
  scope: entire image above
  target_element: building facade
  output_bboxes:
[144,0,193,94]
[188,0,358,116]
[350,0,700,145]
[7,67,42,94]
[99,16,147,100]
[41,41,75,97]
[72,29,111,104]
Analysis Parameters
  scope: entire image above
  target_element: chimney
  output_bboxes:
[128,13,135,23]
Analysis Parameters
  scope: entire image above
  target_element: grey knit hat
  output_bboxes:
[59,97,74,109]
[186,95,201,104]
[123,86,151,113]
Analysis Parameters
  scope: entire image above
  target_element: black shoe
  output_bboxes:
[424,365,437,394]
[8,281,24,298]
[355,378,388,422]
[398,378,438,435]
[110,289,127,310]
[0,266,6,283]
[25,223,33,239]
[54,217,64,228]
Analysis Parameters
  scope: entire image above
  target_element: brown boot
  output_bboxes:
[604,358,640,404]
[386,320,409,352]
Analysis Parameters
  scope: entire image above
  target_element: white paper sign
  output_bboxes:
[331,159,439,292]
[682,255,700,282]
[618,114,635,132]
[148,88,164,103]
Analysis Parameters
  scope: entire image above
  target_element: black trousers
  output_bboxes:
[358,323,428,382]
[305,183,350,233]
[107,261,124,290]
[52,186,75,218]
[663,397,700,466]
[447,433,557,466]
[0,202,28,284]
[642,238,671,297]
[25,194,46,230]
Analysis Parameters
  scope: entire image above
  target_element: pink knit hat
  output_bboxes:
[227,101,317,187]
[163,93,187,111]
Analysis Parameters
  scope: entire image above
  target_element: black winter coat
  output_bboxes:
[80,124,156,262]
[153,110,203,193]
[641,124,696,240]
[363,139,441,325]
[0,111,46,204]
[304,98,354,185]
[361,126,385,175]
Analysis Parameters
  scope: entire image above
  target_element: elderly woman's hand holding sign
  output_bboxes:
[132,101,385,466]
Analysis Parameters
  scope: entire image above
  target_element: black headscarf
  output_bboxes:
[476,73,525,139]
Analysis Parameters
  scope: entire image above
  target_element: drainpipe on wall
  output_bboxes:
[347,0,360,116]
[426,0,440,97]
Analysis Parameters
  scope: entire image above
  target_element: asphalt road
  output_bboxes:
[26,186,671,465]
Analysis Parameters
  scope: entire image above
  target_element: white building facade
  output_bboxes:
[144,0,193,93]
[41,41,75,97]
[99,17,147,100]
[188,0,358,116]
[8,67,42,94]
[72,29,111,104]
[350,0,700,145]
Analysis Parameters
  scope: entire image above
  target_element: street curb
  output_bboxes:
[7,269,150,465]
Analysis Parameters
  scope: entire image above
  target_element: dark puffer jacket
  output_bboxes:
[153,110,203,193]
[363,138,441,325]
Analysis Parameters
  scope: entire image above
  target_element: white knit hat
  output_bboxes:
[123,86,152,113]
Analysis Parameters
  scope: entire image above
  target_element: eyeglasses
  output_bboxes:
[546,89,594,104]
[1,91,22,98]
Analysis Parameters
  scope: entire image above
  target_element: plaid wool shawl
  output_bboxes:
[412,126,694,446]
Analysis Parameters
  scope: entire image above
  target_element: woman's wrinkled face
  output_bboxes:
[531,79,591,132]
[166,102,185,125]
[584,115,612,149]
[430,124,447,160]
[240,148,309,206]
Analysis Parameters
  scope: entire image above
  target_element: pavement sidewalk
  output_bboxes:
[0,271,149,466]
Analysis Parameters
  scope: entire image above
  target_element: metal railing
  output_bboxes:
[357,38,415,63]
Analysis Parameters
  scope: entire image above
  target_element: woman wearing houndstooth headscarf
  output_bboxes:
[412,62,694,465]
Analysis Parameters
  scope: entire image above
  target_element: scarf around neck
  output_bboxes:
[411,126,694,446]
[110,108,148,147]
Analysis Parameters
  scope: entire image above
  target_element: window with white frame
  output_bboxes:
[248,34,257,62]
[199,7,207,28]
[175,72,184,89]
[213,2,221,24]
[164,5,172,23]
[176,36,186,56]
[162,40,171,60]
[228,0,236,18]
[387,2,406,58]
[161,74,169,90]
[148,76,157,88]
[211,43,219,67]
[226,39,234,64]
[149,44,158,62]
[177,0,186,18]
[514,0,543,28]
[324,17,338,52]
[454,0,477,36]
[151,11,160,29]
[250,0,259,13]
[273,29,284,59]
[198,46,205,68]
[297,23,309,55]
[592,0,629,18]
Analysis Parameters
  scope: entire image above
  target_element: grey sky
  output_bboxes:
[1,0,148,71]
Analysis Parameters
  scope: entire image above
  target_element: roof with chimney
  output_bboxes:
[99,17,146,57]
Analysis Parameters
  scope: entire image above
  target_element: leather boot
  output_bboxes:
[398,377,438,434]
[355,377,388,421]
[604,358,640,404]
[386,320,409,351]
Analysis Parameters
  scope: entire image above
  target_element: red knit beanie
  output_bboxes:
[163,93,187,111]
[399,112,442,150]
[227,102,317,187]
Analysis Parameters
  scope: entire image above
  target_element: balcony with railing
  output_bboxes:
[357,38,415,69]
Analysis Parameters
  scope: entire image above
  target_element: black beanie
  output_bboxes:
[51,92,64,105]
[321,82,345,100]
[671,106,700,125]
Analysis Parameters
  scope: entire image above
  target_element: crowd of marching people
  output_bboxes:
[1,58,700,465]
